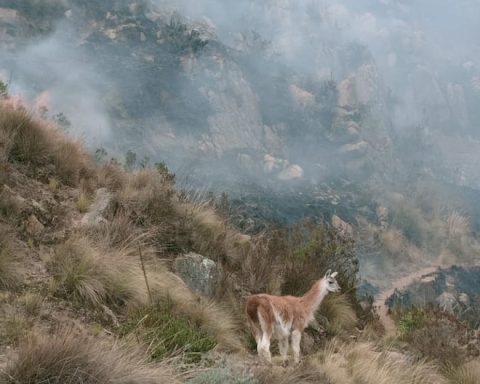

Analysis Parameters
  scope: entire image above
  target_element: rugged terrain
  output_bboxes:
[1,94,480,383]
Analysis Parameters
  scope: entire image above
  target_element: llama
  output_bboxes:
[245,269,341,364]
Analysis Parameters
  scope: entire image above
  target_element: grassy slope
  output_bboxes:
[0,102,479,383]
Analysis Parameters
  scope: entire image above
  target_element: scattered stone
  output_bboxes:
[278,164,303,181]
[331,214,353,237]
[26,214,44,235]
[80,188,112,226]
[174,252,219,298]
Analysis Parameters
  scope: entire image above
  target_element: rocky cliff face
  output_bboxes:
[386,265,480,327]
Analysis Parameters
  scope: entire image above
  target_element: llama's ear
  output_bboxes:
[325,269,332,278]
[331,272,338,278]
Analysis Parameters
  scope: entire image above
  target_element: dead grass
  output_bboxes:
[0,313,32,346]
[381,228,407,255]
[316,339,447,384]
[0,188,21,219]
[446,211,470,239]
[256,360,328,384]
[0,106,53,165]
[77,191,91,213]
[54,139,96,186]
[445,359,480,384]
[19,292,44,317]
[47,237,133,310]
[97,161,128,191]
[0,228,20,290]
[1,332,181,383]
[144,265,244,352]
[0,104,96,187]
[319,294,357,336]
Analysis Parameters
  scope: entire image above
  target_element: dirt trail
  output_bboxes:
[373,266,439,336]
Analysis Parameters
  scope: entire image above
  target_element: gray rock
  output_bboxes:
[26,214,44,235]
[174,252,219,298]
[80,188,112,226]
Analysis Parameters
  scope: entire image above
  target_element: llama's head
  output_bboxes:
[323,269,341,293]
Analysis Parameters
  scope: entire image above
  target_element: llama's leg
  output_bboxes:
[259,333,272,363]
[291,329,302,364]
[257,308,272,363]
[278,336,289,362]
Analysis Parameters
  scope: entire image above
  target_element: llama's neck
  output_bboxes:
[301,279,329,316]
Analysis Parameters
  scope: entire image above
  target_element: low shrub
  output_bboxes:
[120,302,216,362]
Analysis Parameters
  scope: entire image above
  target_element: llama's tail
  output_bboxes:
[245,295,272,340]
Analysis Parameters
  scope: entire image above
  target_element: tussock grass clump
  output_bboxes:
[121,302,217,362]
[47,237,132,309]
[97,161,128,191]
[317,340,447,384]
[0,105,96,186]
[319,294,357,335]
[54,139,95,186]
[77,191,91,213]
[1,332,180,384]
[116,168,175,226]
[445,359,480,384]
[145,267,244,352]
[0,106,53,165]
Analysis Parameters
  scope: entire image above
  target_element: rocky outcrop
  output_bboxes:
[174,252,219,298]
[385,265,480,327]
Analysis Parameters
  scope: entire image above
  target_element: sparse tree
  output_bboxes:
[53,112,71,131]
[125,150,137,170]
[0,80,8,98]
[95,147,108,163]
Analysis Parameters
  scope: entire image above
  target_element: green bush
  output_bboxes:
[120,302,216,362]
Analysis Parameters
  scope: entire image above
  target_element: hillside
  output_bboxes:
[1,94,480,383]
[2,0,480,293]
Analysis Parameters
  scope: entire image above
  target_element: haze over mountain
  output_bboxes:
[1,0,480,284]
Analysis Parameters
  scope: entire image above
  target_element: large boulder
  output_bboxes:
[174,252,219,298]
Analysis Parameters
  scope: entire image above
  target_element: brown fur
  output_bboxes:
[246,272,340,363]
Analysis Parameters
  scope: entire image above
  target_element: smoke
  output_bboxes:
[0,19,112,145]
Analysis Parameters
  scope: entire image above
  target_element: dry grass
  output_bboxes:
[19,292,44,317]
[1,332,181,383]
[256,361,328,384]
[77,191,91,213]
[381,228,406,255]
[0,228,20,290]
[87,211,142,248]
[445,359,480,384]
[54,139,95,186]
[0,104,96,186]
[319,294,357,336]
[446,211,470,238]
[48,176,58,192]
[47,236,243,350]
[0,188,21,219]
[47,237,133,310]
[0,313,32,346]
[0,106,53,165]
[97,161,128,191]
[144,265,244,352]
[316,340,447,384]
